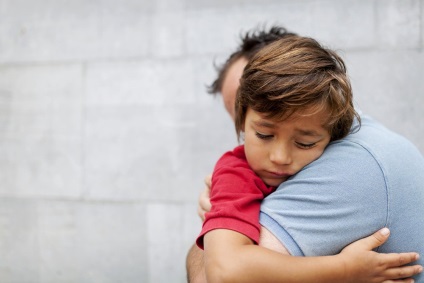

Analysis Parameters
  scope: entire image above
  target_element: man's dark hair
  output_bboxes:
[208,25,297,95]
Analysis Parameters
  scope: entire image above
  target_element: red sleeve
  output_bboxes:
[196,145,275,249]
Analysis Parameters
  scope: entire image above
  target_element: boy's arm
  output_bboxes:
[201,228,421,283]
[186,225,290,283]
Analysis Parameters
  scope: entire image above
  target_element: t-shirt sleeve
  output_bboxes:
[197,147,274,249]
[259,140,388,256]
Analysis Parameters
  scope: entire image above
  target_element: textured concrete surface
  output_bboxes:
[0,0,423,282]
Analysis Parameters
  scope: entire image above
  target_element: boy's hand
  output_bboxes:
[341,228,422,283]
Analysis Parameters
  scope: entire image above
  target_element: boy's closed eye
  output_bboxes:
[255,132,273,140]
[295,142,317,149]
[255,131,318,149]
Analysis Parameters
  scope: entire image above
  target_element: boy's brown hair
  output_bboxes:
[235,35,360,142]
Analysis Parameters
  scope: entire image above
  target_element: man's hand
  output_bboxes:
[197,174,212,221]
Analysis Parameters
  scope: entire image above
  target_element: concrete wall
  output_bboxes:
[0,0,422,282]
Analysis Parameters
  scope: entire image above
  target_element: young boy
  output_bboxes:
[194,35,421,283]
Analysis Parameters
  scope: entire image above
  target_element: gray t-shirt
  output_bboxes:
[260,115,424,281]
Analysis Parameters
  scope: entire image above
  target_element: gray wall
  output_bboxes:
[0,0,422,282]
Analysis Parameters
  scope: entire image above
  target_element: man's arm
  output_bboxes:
[186,244,207,283]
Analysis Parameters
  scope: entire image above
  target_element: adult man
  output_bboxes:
[187,26,424,283]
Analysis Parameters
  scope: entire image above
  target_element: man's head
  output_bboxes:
[208,26,297,120]
[235,35,360,143]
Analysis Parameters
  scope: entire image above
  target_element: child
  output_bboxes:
[195,35,421,282]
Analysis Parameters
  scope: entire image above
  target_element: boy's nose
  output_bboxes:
[269,145,292,165]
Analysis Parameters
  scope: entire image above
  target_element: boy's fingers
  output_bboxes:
[356,228,390,250]
[341,228,390,255]
[384,253,421,268]
[342,228,390,253]
[384,264,423,280]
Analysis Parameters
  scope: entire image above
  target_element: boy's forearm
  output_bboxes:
[203,229,345,283]
[186,244,207,283]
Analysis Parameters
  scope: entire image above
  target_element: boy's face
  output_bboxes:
[243,108,331,187]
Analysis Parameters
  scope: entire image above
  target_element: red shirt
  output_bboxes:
[196,145,275,249]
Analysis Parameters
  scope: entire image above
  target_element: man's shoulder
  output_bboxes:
[325,115,419,160]
[311,115,424,186]
[297,117,393,182]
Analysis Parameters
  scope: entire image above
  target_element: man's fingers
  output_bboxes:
[204,174,212,189]
[197,207,206,222]
[197,179,212,222]
[199,189,212,212]
[197,194,208,222]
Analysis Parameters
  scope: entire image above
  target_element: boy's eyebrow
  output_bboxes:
[253,120,324,136]
[252,120,276,128]
[295,129,321,136]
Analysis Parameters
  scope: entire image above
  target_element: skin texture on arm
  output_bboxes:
[186,244,207,283]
